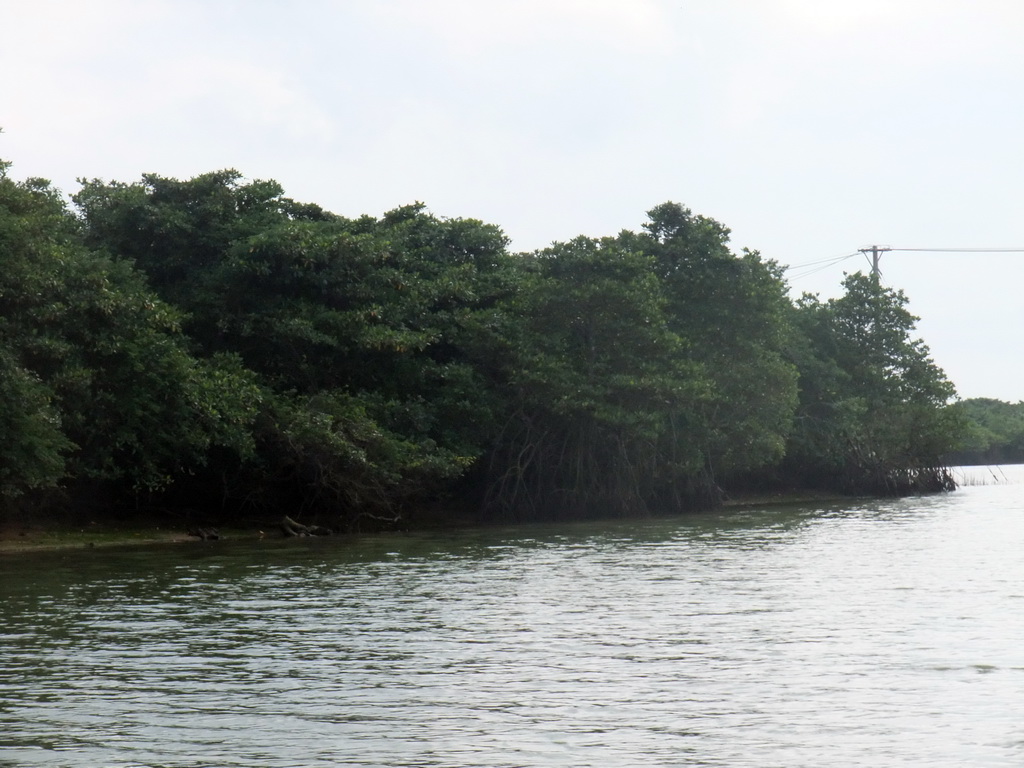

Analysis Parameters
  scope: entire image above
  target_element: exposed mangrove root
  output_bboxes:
[481,408,719,522]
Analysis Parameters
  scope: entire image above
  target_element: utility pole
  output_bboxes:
[859,245,891,283]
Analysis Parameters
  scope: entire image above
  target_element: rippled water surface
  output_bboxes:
[3,467,1024,767]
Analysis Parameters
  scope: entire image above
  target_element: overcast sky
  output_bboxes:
[3,0,1023,401]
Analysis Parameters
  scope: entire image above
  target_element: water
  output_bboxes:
[2,467,1024,767]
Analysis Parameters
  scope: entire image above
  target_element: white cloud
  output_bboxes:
[0,0,335,187]
[143,55,335,143]
[709,0,1024,139]
[3,0,1024,399]
[364,0,673,57]
[775,0,925,33]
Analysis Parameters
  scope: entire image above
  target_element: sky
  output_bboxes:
[3,0,1024,401]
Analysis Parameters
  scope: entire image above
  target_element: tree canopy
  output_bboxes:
[0,159,967,527]
[782,273,961,493]
[0,162,259,502]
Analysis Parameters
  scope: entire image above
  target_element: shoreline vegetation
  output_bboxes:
[1,157,1005,541]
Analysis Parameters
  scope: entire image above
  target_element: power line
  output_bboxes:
[859,244,1024,282]
[889,247,1024,252]
[785,252,859,280]
[787,252,861,268]
[784,245,1024,284]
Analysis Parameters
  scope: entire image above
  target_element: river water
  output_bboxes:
[2,466,1023,767]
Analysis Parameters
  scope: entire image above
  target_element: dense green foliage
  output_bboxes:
[0,158,968,526]
[484,236,707,520]
[780,274,961,493]
[0,162,259,503]
[945,398,1024,465]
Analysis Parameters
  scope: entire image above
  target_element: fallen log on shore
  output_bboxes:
[280,515,333,537]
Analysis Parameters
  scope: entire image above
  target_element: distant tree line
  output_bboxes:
[944,398,1024,466]
[0,159,968,528]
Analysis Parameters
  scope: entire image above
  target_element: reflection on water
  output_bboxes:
[2,470,1024,767]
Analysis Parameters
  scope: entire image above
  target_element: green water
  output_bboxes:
[2,467,1024,766]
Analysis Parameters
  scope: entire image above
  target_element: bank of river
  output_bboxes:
[2,465,1023,767]
[0,489,853,554]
